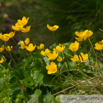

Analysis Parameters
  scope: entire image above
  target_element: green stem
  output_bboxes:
[27,33,36,45]
[19,32,24,41]
[88,38,97,61]
[19,32,29,57]
[30,52,34,61]
[4,42,17,65]
[8,51,17,65]
[12,50,20,63]
[52,31,58,44]
[63,52,69,70]
[100,50,103,56]
[11,38,17,44]
[5,40,20,63]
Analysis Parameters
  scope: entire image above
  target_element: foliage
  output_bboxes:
[0,0,103,102]
[0,16,103,103]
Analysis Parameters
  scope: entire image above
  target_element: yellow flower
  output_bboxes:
[2,34,10,41]
[0,55,5,63]
[37,44,44,50]
[25,38,30,45]
[70,54,79,62]
[8,31,15,38]
[53,45,65,52]
[47,51,58,60]
[79,53,88,62]
[94,43,103,50]
[17,16,29,26]
[57,57,64,62]
[0,34,3,40]
[47,24,59,31]
[69,41,79,52]
[12,16,30,32]
[5,46,13,51]
[94,63,97,67]
[21,26,31,33]
[12,22,23,31]
[19,41,25,49]
[75,30,93,41]
[0,34,10,41]
[99,40,103,44]
[0,45,4,52]
[82,30,93,40]
[75,36,83,41]
[41,49,50,56]
[71,53,88,62]
[25,43,36,52]
[75,31,84,37]
[46,62,57,74]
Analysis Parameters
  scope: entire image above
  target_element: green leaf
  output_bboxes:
[0,78,4,84]
[10,76,17,84]
[0,64,5,71]
[28,89,42,103]
[43,94,55,103]
[69,61,77,70]
[55,95,60,103]
[43,73,59,86]
[31,71,44,84]
[11,68,25,80]
[33,52,44,58]
[50,43,57,49]
[23,77,34,87]
[12,88,21,97]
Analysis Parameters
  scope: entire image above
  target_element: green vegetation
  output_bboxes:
[0,0,103,103]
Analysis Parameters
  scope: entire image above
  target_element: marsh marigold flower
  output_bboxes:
[71,55,79,62]
[19,41,25,49]
[57,57,64,62]
[21,26,31,33]
[75,30,93,41]
[53,45,65,52]
[75,31,84,41]
[46,62,57,74]
[71,53,88,62]
[0,34,3,40]
[99,40,103,44]
[25,38,30,45]
[0,55,5,63]
[25,43,36,52]
[12,23,23,31]
[69,41,79,52]
[8,31,15,38]
[94,63,97,67]
[19,38,30,49]
[17,16,29,26]
[37,44,44,50]
[94,43,103,50]
[0,34,10,41]
[94,40,103,50]
[41,49,50,56]
[5,46,13,51]
[47,24,59,31]
[3,34,10,41]
[12,16,31,33]
[47,51,58,60]
[0,32,14,41]
[0,45,4,52]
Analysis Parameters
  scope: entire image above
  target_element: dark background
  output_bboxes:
[0,0,103,48]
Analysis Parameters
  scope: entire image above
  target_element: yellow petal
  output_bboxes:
[94,43,102,50]
[69,41,79,51]
[47,24,59,31]
[71,55,79,62]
